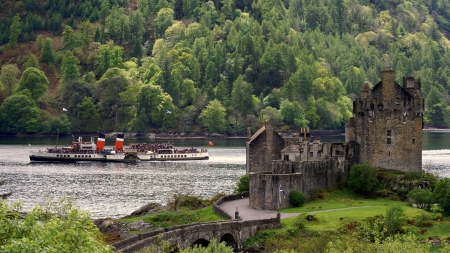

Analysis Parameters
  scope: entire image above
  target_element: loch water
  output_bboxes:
[0,130,449,218]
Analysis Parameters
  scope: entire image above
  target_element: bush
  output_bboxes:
[433,178,450,214]
[384,205,406,235]
[0,46,3,54]
[406,187,434,210]
[235,174,249,193]
[348,163,379,196]
[289,190,307,207]
[0,199,113,252]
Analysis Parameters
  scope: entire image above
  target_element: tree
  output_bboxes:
[62,25,75,46]
[61,55,80,83]
[95,68,130,131]
[16,67,49,101]
[41,38,54,64]
[22,54,40,71]
[79,21,94,49]
[259,106,282,126]
[425,86,449,127]
[0,92,41,133]
[280,100,309,128]
[0,199,113,252]
[199,99,227,133]
[0,64,20,97]
[155,8,174,37]
[95,42,124,76]
[8,14,21,48]
[77,97,101,132]
[348,163,379,196]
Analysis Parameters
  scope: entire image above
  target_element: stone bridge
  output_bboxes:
[113,193,281,253]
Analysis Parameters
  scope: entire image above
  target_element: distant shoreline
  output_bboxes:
[3,128,446,139]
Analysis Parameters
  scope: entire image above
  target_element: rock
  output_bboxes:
[129,220,153,231]
[123,202,165,218]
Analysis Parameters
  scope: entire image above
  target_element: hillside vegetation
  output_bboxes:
[1,0,450,134]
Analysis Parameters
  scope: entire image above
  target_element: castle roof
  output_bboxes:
[247,125,266,144]
[281,144,300,153]
[404,87,422,98]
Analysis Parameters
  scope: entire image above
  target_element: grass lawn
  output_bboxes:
[119,205,225,233]
[280,189,449,240]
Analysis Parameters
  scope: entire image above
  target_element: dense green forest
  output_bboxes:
[0,0,450,134]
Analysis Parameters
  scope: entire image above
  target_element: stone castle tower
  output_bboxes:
[345,69,424,173]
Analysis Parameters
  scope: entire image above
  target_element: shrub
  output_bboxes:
[406,187,434,210]
[0,46,3,54]
[348,163,379,196]
[384,205,406,235]
[289,190,307,207]
[433,178,450,214]
[235,174,249,193]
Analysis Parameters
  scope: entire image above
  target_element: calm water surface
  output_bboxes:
[0,131,449,218]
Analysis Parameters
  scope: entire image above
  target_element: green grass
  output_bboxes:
[282,202,429,232]
[119,205,225,233]
[281,189,394,213]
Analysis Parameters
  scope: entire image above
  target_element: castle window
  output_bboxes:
[412,139,415,144]
[387,130,391,136]
[317,152,321,158]
[309,152,313,157]
[387,138,391,144]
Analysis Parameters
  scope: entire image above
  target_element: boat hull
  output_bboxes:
[137,152,209,161]
[29,151,138,163]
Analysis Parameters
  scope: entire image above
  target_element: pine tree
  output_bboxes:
[41,38,54,63]
[9,14,21,49]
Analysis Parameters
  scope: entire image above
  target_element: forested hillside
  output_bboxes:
[0,0,450,134]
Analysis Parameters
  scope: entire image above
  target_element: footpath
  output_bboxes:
[219,198,373,220]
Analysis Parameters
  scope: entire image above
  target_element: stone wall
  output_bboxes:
[213,192,249,220]
[246,125,285,174]
[249,157,350,210]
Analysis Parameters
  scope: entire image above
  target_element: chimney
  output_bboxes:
[381,69,395,102]
[247,126,252,140]
[96,133,105,152]
[115,133,124,151]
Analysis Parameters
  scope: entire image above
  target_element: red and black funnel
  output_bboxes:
[96,133,105,152]
[115,133,124,151]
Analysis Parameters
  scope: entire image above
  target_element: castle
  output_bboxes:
[247,69,424,210]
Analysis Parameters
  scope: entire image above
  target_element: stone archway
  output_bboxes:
[220,233,237,250]
[191,238,210,248]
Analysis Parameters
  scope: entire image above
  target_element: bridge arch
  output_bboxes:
[191,238,210,248]
[220,233,237,249]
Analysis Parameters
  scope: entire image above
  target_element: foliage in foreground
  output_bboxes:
[326,233,450,253]
[137,238,234,253]
[0,199,113,253]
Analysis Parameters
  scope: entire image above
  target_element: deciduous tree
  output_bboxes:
[199,99,227,133]
[16,67,49,101]
[0,64,20,97]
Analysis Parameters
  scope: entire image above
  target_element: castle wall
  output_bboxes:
[249,158,349,210]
